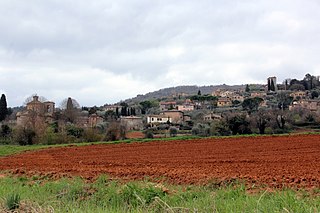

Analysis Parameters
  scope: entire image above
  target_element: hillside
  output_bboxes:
[123,84,246,104]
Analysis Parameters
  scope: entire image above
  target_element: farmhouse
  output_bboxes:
[289,100,320,111]
[251,92,267,98]
[176,99,195,111]
[103,104,121,112]
[217,97,232,107]
[212,89,235,98]
[290,91,307,100]
[147,115,172,127]
[230,94,244,102]
[203,113,222,121]
[159,101,177,111]
[120,116,144,130]
[88,114,104,127]
[162,110,185,124]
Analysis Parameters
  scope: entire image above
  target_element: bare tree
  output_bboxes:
[60,97,80,123]
[252,109,271,134]
[23,94,47,105]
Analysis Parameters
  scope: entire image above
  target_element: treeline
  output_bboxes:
[287,74,320,91]
[191,107,320,137]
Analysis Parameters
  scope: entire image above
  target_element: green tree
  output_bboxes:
[270,80,276,91]
[0,94,8,122]
[227,114,251,135]
[242,97,263,114]
[277,92,293,110]
[311,91,319,99]
[245,84,250,93]
[116,107,119,118]
[197,90,202,96]
[140,100,158,114]
[0,124,12,137]
[119,102,129,116]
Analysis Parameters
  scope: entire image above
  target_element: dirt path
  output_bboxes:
[0,135,319,188]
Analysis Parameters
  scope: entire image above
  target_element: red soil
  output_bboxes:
[0,134,319,188]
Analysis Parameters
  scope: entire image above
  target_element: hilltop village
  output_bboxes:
[0,74,320,145]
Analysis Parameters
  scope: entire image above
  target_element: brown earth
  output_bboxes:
[0,134,319,188]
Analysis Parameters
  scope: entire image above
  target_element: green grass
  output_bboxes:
[0,175,319,212]
[0,145,53,157]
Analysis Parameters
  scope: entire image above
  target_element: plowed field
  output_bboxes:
[1,135,320,188]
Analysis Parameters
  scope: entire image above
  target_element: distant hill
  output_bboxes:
[123,84,246,104]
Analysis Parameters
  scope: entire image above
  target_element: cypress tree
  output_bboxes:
[245,84,250,93]
[270,80,275,91]
[0,94,8,122]
[116,107,119,118]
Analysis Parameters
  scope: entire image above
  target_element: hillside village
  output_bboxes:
[1,73,320,145]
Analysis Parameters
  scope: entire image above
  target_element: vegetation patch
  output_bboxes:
[0,175,319,212]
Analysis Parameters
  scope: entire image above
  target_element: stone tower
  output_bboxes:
[267,76,277,92]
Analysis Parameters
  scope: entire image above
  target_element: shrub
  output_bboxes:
[144,130,154,139]
[119,125,127,140]
[191,127,199,136]
[192,123,211,137]
[13,127,36,145]
[0,124,11,137]
[210,121,231,136]
[83,128,103,142]
[105,123,120,141]
[169,127,178,137]
[40,128,76,144]
[6,193,20,210]
[119,183,166,208]
[40,127,57,145]
[66,125,84,138]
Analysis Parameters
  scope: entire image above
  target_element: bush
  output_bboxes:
[40,127,57,145]
[105,123,120,141]
[210,121,231,136]
[13,127,36,145]
[0,124,11,137]
[83,128,103,142]
[120,183,166,207]
[119,125,127,140]
[169,127,178,137]
[6,193,20,210]
[40,128,76,144]
[66,125,84,138]
[144,130,154,139]
[192,123,211,137]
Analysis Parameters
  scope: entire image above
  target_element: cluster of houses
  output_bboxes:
[15,76,320,132]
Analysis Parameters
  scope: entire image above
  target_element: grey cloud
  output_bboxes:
[0,0,320,106]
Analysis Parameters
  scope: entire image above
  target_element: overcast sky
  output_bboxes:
[1,0,320,106]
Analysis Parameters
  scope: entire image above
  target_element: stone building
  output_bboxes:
[217,97,232,107]
[147,115,172,127]
[16,95,55,128]
[88,114,104,127]
[162,110,185,124]
[159,101,177,111]
[120,116,144,130]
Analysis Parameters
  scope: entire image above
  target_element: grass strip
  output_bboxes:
[0,175,319,213]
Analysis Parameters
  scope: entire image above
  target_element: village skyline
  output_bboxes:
[2,73,319,108]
